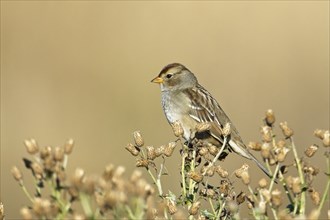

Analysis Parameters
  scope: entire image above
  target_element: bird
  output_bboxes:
[151,63,272,178]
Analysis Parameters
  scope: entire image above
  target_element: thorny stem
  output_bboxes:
[290,137,305,215]
[317,152,330,213]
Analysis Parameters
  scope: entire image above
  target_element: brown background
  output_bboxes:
[1,1,329,218]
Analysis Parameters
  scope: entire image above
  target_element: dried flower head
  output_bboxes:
[40,146,52,159]
[136,159,149,168]
[260,126,272,143]
[31,162,44,180]
[146,146,157,160]
[215,165,229,178]
[54,147,64,162]
[164,142,176,157]
[166,200,177,215]
[258,178,268,188]
[292,177,301,194]
[241,171,250,185]
[189,201,201,215]
[271,189,282,208]
[208,144,219,156]
[198,146,208,156]
[171,121,184,137]
[265,109,275,126]
[24,139,39,154]
[72,168,85,188]
[11,166,23,182]
[323,130,330,147]
[219,180,231,196]
[20,207,32,220]
[155,145,165,157]
[195,122,211,133]
[276,147,290,162]
[133,131,144,147]
[279,121,294,138]
[314,129,325,139]
[304,144,319,157]
[188,171,203,183]
[261,142,271,159]
[234,163,249,178]
[125,143,139,156]
[309,189,320,206]
[64,138,74,154]
[236,191,246,205]
[248,141,262,151]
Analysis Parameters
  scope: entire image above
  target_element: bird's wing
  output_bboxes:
[185,84,247,151]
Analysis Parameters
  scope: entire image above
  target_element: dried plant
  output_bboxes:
[11,110,330,219]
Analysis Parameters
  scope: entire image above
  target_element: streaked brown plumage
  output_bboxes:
[151,63,272,178]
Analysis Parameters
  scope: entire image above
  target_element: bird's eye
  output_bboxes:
[166,74,173,79]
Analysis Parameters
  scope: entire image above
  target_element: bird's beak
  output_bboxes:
[151,76,163,84]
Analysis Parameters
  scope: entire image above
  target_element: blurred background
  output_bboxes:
[1,1,329,218]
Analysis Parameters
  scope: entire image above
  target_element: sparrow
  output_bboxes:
[151,63,272,178]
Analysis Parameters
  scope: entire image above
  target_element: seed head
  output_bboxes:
[241,171,250,185]
[20,207,32,220]
[155,145,165,157]
[219,180,231,196]
[72,168,85,188]
[248,141,262,151]
[40,146,52,159]
[304,144,319,157]
[166,200,177,215]
[31,162,44,180]
[208,144,219,156]
[236,191,246,205]
[64,138,74,154]
[188,171,203,183]
[314,129,325,139]
[258,178,268,188]
[265,109,275,126]
[260,126,272,142]
[309,189,320,206]
[260,188,271,202]
[136,159,149,168]
[195,122,211,133]
[261,142,271,159]
[103,163,115,180]
[133,131,144,147]
[54,146,64,162]
[146,146,157,160]
[11,166,23,182]
[189,201,201,215]
[276,147,289,162]
[164,142,176,157]
[24,138,39,154]
[279,121,294,138]
[323,130,330,147]
[198,146,208,156]
[215,165,229,178]
[125,143,139,156]
[171,121,184,137]
[292,177,301,194]
[271,189,282,208]
[234,163,249,178]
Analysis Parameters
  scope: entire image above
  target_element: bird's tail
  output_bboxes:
[229,139,275,180]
